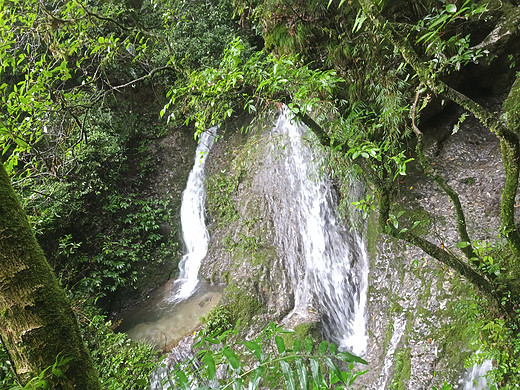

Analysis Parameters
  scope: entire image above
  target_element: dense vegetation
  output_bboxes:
[1,0,519,388]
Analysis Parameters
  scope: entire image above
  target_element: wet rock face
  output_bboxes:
[359,107,515,388]
[200,122,296,324]
[359,238,470,389]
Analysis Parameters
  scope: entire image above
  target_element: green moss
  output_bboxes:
[366,212,379,258]
[419,274,432,301]
[503,70,520,128]
[206,171,240,227]
[201,305,234,336]
[390,347,411,390]
[223,284,264,328]
[282,322,320,350]
[224,233,262,256]
[201,284,264,335]
[383,320,395,355]
[404,206,432,236]
[463,177,476,185]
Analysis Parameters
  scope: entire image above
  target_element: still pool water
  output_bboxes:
[117,280,222,350]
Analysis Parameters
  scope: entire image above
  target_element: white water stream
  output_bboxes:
[120,128,219,351]
[462,359,492,389]
[377,314,407,389]
[268,110,369,355]
[172,127,217,301]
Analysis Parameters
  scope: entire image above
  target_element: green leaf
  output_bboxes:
[244,341,263,361]
[318,340,328,354]
[232,377,243,390]
[203,353,216,380]
[456,241,470,248]
[336,351,368,365]
[295,358,307,390]
[280,360,296,390]
[310,358,324,387]
[176,370,190,390]
[249,366,265,390]
[293,339,302,353]
[51,367,64,378]
[223,348,240,370]
[13,136,29,149]
[324,357,343,384]
[305,337,313,354]
[275,335,286,354]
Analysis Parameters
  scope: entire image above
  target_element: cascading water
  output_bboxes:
[118,127,220,350]
[462,359,492,390]
[149,111,368,388]
[267,109,369,355]
[172,127,217,301]
[377,314,406,389]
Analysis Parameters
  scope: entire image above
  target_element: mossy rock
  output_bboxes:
[281,322,321,351]
[390,347,411,390]
[201,305,234,336]
[222,284,265,329]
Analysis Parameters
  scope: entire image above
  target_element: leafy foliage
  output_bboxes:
[162,37,343,136]
[1,305,158,390]
[161,0,240,70]
[0,352,75,390]
[16,102,178,299]
[414,1,490,73]
[0,0,165,176]
[441,288,520,388]
[157,323,367,390]
[81,309,157,390]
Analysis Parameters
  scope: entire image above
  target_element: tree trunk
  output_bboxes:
[0,163,101,389]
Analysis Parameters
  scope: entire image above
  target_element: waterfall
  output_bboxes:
[462,359,492,390]
[267,110,369,355]
[172,127,217,301]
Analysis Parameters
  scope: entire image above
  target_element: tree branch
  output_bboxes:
[377,186,499,306]
[411,86,480,264]
[358,0,520,259]
[472,3,520,54]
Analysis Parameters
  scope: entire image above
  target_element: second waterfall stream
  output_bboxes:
[172,126,217,301]
[266,110,368,354]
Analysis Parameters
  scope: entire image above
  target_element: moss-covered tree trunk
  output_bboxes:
[0,163,101,389]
